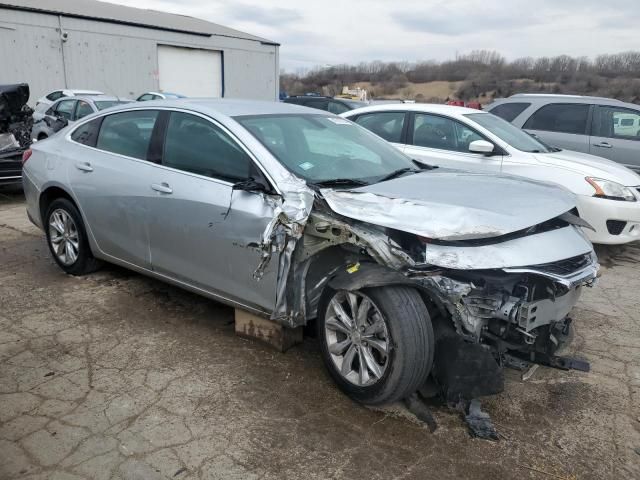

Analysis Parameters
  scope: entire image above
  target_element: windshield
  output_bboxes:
[95,100,130,111]
[465,112,555,153]
[235,114,416,185]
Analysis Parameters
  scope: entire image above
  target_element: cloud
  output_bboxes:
[222,3,302,26]
[104,0,640,71]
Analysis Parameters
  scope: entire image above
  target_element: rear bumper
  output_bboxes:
[578,194,640,244]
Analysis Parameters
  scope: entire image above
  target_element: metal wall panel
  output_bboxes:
[0,8,279,104]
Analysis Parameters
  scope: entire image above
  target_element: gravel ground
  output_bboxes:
[1,188,639,480]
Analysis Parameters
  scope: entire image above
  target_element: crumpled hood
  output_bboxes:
[321,171,577,241]
[534,150,640,186]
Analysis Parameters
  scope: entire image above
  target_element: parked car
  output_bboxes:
[284,95,367,114]
[34,89,104,119]
[342,104,640,244]
[486,94,640,173]
[136,92,185,101]
[22,99,598,405]
[1,83,33,186]
[32,96,131,140]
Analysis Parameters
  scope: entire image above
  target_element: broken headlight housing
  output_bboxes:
[586,177,637,202]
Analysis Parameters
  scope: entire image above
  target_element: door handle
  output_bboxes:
[593,142,613,149]
[75,161,93,172]
[151,182,173,194]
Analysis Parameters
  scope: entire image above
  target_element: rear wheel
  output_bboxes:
[318,286,434,405]
[45,198,101,275]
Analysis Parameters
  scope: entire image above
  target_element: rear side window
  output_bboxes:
[46,91,64,101]
[489,102,531,122]
[75,101,94,120]
[523,103,590,135]
[96,110,158,160]
[163,112,252,182]
[55,100,77,121]
[593,105,640,140]
[137,94,153,101]
[71,117,102,147]
[354,112,406,143]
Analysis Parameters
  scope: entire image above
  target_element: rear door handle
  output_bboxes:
[75,161,93,172]
[151,182,173,194]
[593,142,613,149]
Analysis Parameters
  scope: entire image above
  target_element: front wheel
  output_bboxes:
[318,286,434,405]
[45,198,102,275]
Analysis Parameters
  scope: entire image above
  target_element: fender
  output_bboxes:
[328,262,414,291]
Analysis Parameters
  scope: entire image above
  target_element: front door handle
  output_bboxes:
[151,182,173,194]
[75,161,93,172]
[593,142,613,149]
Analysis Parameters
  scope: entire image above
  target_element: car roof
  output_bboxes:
[102,98,330,117]
[492,93,637,109]
[67,89,104,95]
[342,103,485,117]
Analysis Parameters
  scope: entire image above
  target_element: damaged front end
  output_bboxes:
[254,170,599,403]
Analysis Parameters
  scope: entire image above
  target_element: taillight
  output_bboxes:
[22,149,33,164]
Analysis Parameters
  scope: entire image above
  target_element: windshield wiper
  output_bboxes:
[312,178,370,188]
[378,167,420,182]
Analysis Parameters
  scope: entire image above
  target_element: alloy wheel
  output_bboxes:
[48,208,80,266]
[324,290,390,387]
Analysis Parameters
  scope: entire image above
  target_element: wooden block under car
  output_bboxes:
[234,309,302,352]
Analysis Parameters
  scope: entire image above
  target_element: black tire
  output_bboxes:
[38,133,48,141]
[317,285,434,405]
[45,198,102,275]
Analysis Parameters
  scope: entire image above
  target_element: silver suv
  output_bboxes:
[487,94,640,172]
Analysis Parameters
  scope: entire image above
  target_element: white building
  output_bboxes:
[0,0,279,104]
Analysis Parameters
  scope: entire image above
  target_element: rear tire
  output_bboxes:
[45,198,101,275]
[318,285,434,405]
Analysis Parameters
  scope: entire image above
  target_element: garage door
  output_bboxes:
[157,45,222,98]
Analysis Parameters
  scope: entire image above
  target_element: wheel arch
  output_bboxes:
[39,185,77,225]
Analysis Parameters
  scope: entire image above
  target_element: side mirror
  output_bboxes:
[469,139,495,155]
[233,177,269,193]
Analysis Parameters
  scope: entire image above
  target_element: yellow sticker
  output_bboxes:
[346,262,360,274]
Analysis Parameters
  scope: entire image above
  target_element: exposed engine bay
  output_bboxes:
[0,83,33,155]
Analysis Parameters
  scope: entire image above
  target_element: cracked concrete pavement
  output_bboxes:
[1,187,639,480]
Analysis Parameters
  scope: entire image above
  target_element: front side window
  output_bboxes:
[489,102,531,122]
[593,106,640,140]
[96,110,158,160]
[236,114,415,184]
[71,117,102,147]
[354,112,406,143]
[523,103,590,135]
[75,101,94,120]
[55,100,77,121]
[466,113,554,153]
[163,112,252,182]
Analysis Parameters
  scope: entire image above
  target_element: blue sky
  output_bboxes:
[110,0,640,72]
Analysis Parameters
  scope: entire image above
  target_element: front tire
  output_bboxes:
[45,198,101,275]
[318,286,434,405]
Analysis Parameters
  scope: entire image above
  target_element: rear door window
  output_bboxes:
[354,112,406,143]
[523,103,590,135]
[489,102,531,122]
[162,112,252,182]
[411,113,458,151]
[593,105,640,140]
[96,110,159,160]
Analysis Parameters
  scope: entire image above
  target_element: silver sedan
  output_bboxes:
[22,99,598,405]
